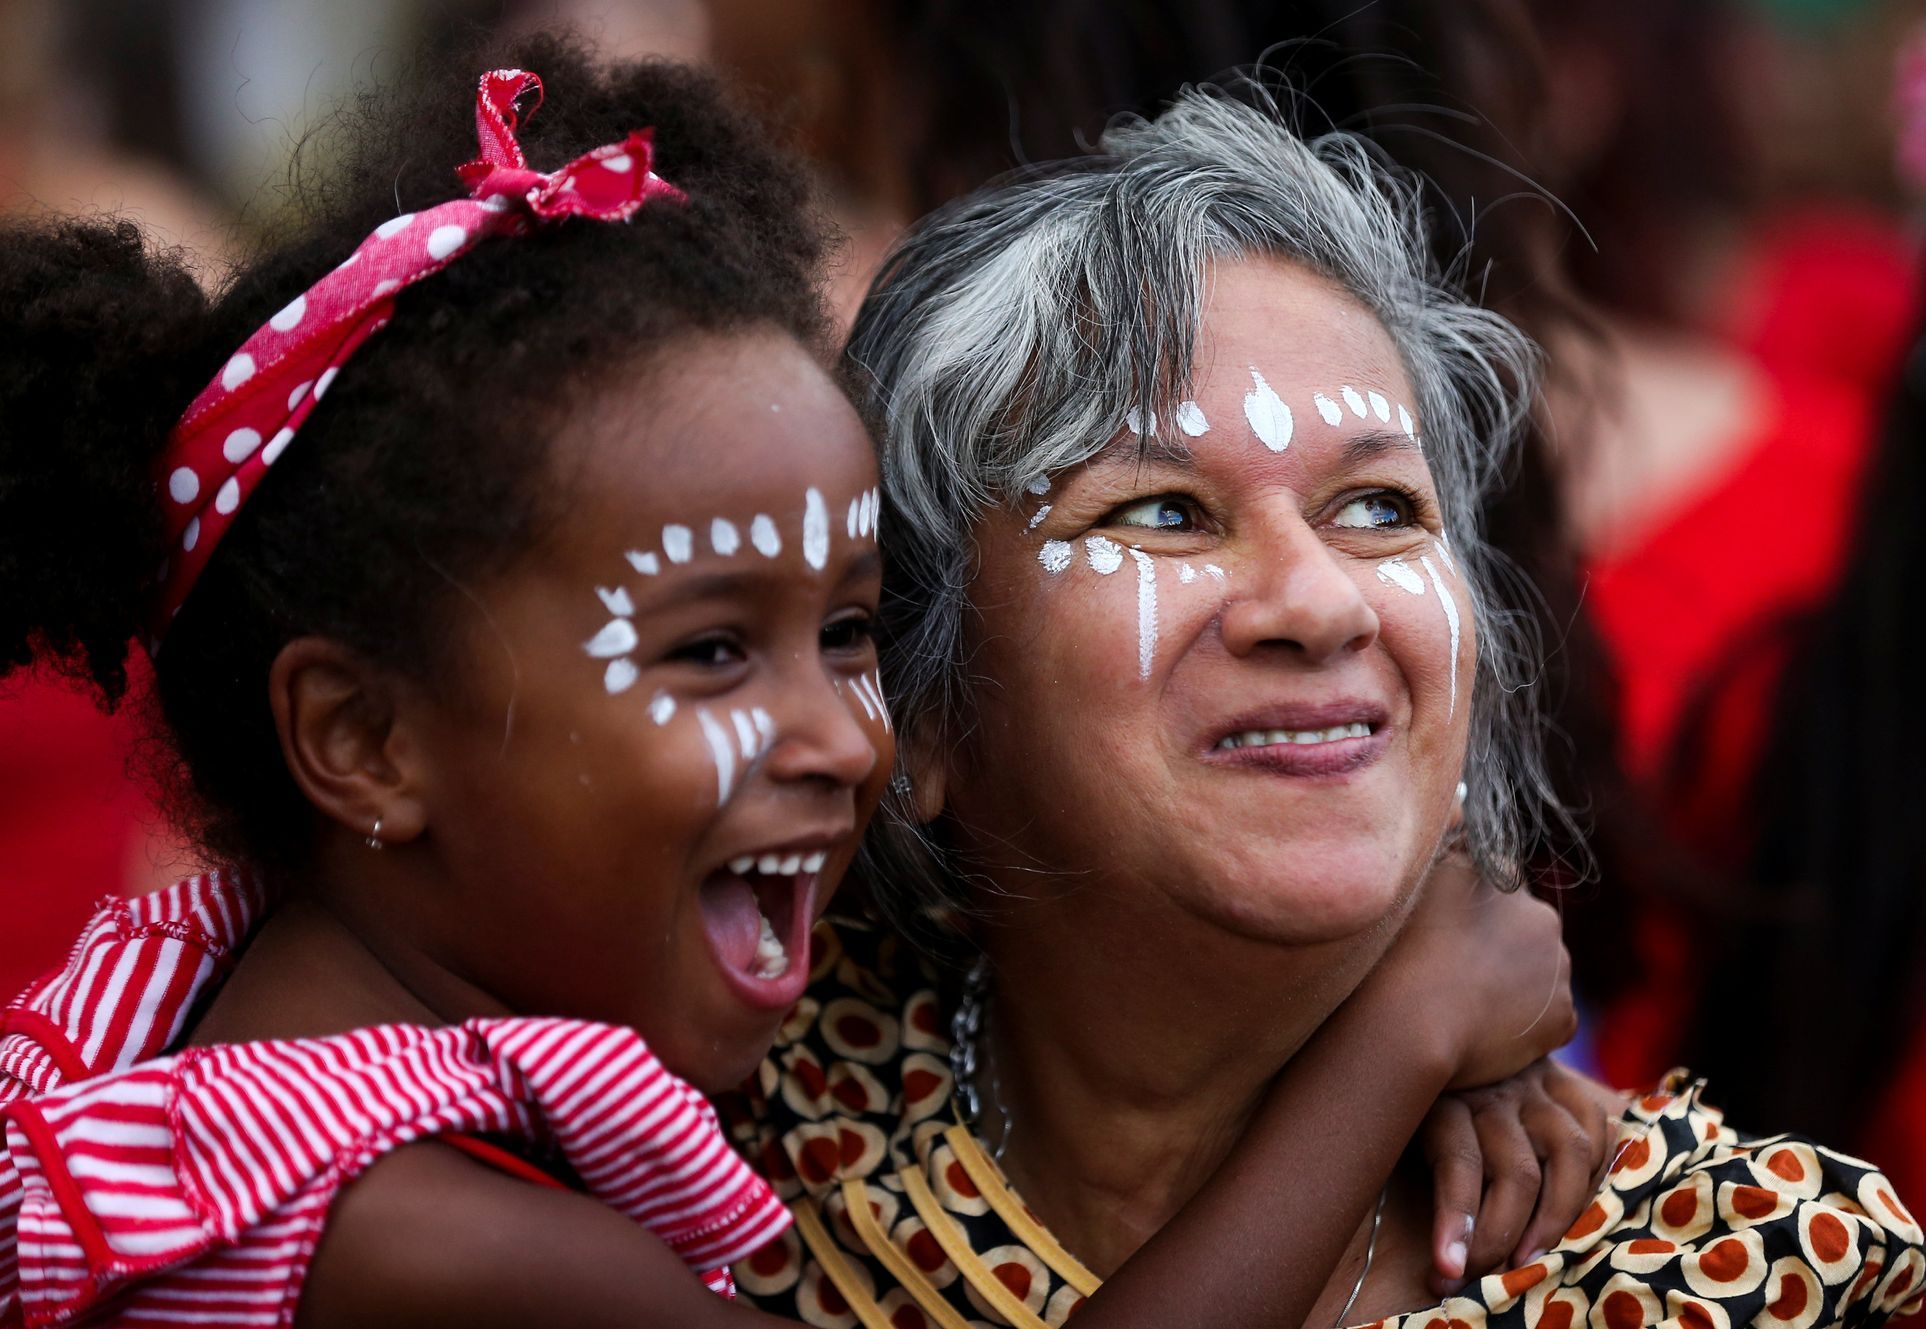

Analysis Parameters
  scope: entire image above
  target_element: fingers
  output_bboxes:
[1465,1100,1540,1277]
[1420,1095,1482,1292]
[1541,1062,1615,1186]
[1513,1090,1597,1264]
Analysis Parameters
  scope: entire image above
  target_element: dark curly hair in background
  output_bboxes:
[0,34,830,874]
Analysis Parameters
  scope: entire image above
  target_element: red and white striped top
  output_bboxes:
[0,875,790,1326]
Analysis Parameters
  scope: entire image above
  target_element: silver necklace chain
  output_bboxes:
[949,956,1384,1324]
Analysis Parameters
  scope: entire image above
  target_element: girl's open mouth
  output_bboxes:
[697,848,824,1010]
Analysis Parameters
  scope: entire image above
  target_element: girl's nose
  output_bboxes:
[761,673,885,791]
[1217,514,1379,663]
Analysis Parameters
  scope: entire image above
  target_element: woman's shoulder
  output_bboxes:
[1372,1077,1926,1329]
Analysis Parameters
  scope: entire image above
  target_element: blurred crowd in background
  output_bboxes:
[3,0,1923,1211]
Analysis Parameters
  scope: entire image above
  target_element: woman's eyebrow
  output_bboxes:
[1340,429,1424,467]
[1089,434,1196,470]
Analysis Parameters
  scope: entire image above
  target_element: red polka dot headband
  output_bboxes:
[147,68,683,650]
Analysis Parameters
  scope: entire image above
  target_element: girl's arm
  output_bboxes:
[301,854,1586,1329]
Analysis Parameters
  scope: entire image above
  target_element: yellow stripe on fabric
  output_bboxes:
[840,1179,974,1329]
[945,1126,1102,1297]
[897,1163,1050,1329]
[792,1197,893,1329]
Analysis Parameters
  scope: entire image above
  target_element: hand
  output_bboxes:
[1418,1058,1618,1294]
[1368,853,1576,1091]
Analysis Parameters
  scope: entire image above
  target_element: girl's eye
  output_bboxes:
[1332,492,1415,530]
[1111,495,1200,531]
[670,634,745,668]
[821,614,876,655]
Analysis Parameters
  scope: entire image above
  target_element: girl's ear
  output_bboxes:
[268,637,429,847]
[897,717,952,826]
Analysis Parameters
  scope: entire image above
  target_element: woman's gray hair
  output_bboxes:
[846,83,1567,954]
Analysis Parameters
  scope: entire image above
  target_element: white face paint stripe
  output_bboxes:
[1203,563,1227,581]
[1313,392,1343,427]
[649,691,676,725]
[750,514,781,557]
[1243,367,1293,451]
[1085,535,1124,575]
[1039,540,1074,574]
[731,709,759,759]
[1398,404,1416,438]
[847,497,862,539]
[1432,537,1457,577]
[711,518,740,556]
[696,708,736,805]
[1419,554,1461,720]
[848,675,878,720]
[596,586,634,617]
[1367,390,1391,423]
[1127,547,1158,679]
[1026,504,1053,531]
[869,674,893,731]
[626,550,659,576]
[1174,401,1210,436]
[802,488,830,571]
[751,707,776,744]
[1375,558,1426,595]
[662,525,694,563]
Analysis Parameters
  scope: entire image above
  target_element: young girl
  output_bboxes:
[0,38,1601,1329]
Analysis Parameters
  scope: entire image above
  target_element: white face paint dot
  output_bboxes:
[1085,535,1124,575]
[662,525,694,564]
[648,691,676,725]
[1039,539,1074,574]
[1243,367,1293,452]
[584,618,640,658]
[596,586,635,617]
[213,477,241,515]
[750,515,781,557]
[1398,404,1416,438]
[1125,407,1156,436]
[1179,563,1197,584]
[1026,476,1052,496]
[1375,558,1426,596]
[1341,385,1367,417]
[314,368,338,400]
[711,518,740,556]
[626,550,660,576]
[1367,390,1391,423]
[603,658,639,695]
[221,354,256,392]
[222,428,262,464]
[375,213,416,240]
[1314,392,1343,427]
[1026,503,1053,532]
[1174,400,1210,436]
[802,488,830,571]
[1203,563,1227,581]
[182,517,201,552]
[268,294,307,333]
[167,467,200,504]
[262,428,294,465]
[426,224,467,261]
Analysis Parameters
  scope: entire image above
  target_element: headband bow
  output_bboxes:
[147,69,683,649]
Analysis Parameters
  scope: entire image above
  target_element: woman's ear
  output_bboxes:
[268,637,428,847]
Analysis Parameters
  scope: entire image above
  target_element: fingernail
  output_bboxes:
[1445,1239,1468,1275]
[1463,1213,1477,1237]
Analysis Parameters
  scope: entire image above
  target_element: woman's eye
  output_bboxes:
[821,615,876,654]
[1111,496,1199,531]
[670,635,745,668]
[1332,493,1414,530]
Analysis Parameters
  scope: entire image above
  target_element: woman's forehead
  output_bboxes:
[1192,257,1409,398]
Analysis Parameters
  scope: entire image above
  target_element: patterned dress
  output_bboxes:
[724,914,1926,1329]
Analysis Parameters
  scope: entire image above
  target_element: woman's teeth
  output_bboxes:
[1217,723,1372,750]
[727,851,827,876]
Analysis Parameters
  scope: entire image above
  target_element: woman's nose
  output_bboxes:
[761,672,885,791]
[1218,515,1380,663]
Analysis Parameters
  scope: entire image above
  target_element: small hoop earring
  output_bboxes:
[365,817,385,851]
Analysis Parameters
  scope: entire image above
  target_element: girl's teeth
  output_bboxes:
[757,853,782,875]
[778,854,803,875]
[802,851,826,873]
[1217,722,1371,751]
[752,911,789,979]
[729,855,756,875]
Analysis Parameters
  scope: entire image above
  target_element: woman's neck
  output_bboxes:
[976,891,1387,1276]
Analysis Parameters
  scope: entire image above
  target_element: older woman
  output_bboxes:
[729,89,1925,1329]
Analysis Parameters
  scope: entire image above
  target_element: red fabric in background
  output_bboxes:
[0,667,164,997]
[1584,207,1922,1215]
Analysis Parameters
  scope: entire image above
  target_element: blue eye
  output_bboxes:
[1332,494,1412,529]
[1113,496,1196,530]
